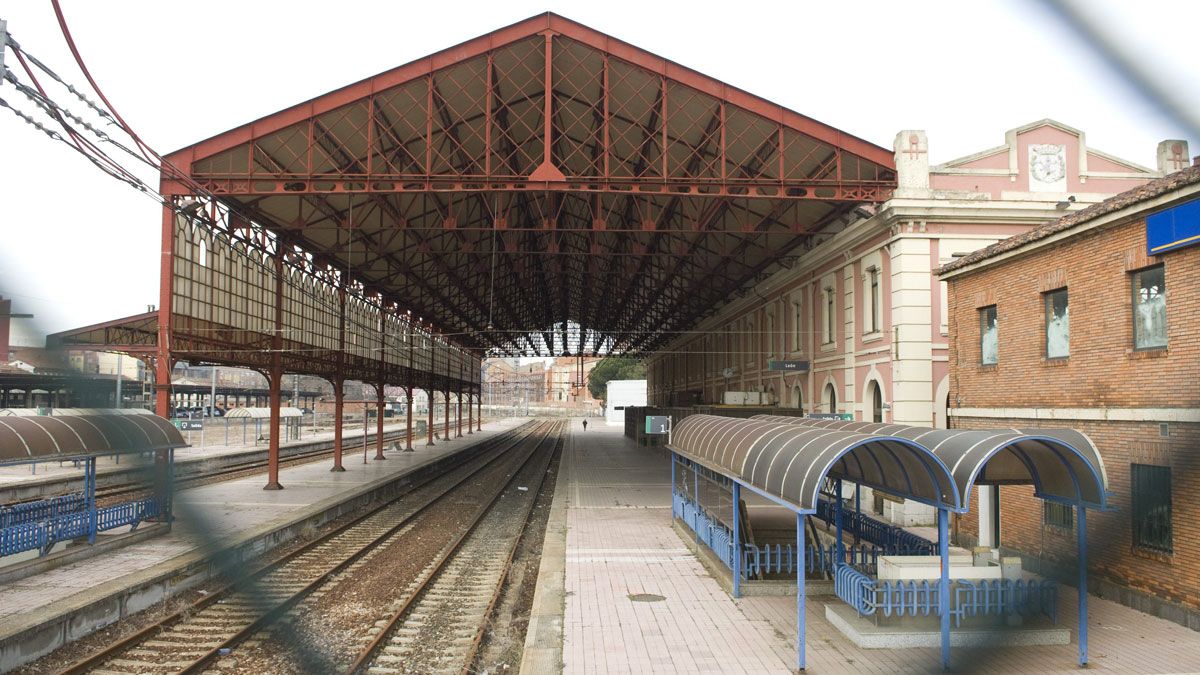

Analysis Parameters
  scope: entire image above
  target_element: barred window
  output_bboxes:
[1043,501,1073,530]
[1131,463,1172,552]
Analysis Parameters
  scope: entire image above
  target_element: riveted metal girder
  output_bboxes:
[160,13,895,357]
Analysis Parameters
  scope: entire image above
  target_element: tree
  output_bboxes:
[587,356,646,404]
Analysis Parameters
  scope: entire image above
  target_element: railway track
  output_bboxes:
[346,421,562,674]
[57,420,546,675]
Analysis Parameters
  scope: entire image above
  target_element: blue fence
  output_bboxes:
[834,563,1057,624]
[673,489,929,579]
[0,496,161,557]
[814,498,935,555]
[0,492,87,528]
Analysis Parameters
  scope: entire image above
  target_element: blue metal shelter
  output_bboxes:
[669,414,1109,670]
[0,413,186,558]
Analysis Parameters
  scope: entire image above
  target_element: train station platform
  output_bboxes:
[524,421,1200,674]
[0,418,523,672]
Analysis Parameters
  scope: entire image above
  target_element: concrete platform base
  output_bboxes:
[824,603,1070,649]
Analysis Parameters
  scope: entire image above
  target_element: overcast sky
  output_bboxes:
[2,0,1196,345]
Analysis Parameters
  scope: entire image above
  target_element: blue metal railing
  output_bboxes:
[0,493,88,528]
[955,578,1058,626]
[814,498,935,555]
[834,563,1057,623]
[0,496,160,558]
[673,489,928,579]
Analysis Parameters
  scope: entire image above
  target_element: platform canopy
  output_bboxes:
[224,407,303,419]
[0,413,187,464]
[753,415,1110,509]
[669,415,960,512]
[160,12,895,357]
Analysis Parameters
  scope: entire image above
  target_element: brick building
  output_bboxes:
[646,119,1183,524]
[940,165,1200,628]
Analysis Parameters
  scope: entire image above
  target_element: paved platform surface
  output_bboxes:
[0,418,521,627]
[550,422,1200,674]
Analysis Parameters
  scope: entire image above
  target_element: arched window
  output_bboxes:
[824,383,837,414]
[793,385,803,412]
[870,381,884,423]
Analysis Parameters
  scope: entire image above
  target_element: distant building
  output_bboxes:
[940,164,1200,628]
[544,357,600,407]
[482,359,548,409]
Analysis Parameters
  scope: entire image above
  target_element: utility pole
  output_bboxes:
[115,354,123,409]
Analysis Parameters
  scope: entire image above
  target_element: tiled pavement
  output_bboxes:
[557,422,1200,674]
[0,418,523,625]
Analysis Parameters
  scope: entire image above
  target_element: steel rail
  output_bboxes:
[459,427,563,674]
[56,420,539,675]
[344,420,564,674]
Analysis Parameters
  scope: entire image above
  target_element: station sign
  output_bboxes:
[807,413,853,421]
[768,360,809,372]
[176,419,204,431]
[645,415,672,434]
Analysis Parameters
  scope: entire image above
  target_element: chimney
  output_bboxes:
[893,130,930,197]
[1157,140,1190,174]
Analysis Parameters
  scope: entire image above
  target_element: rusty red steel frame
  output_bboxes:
[58,10,896,450]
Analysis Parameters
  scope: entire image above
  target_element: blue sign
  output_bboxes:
[1147,196,1200,255]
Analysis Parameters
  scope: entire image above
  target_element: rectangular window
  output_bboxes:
[824,287,835,344]
[1043,501,1073,530]
[792,300,802,352]
[1131,463,1172,552]
[1044,288,1069,358]
[868,267,881,333]
[1132,265,1167,350]
[979,305,998,364]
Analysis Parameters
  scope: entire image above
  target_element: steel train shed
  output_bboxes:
[52,12,897,490]
[669,414,1110,670]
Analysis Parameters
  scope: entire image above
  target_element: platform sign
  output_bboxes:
[645,415,672,434]
[768,359,809,372]
[807,413,853,421]
[1147,196,1200,255]
[177,419,204,431]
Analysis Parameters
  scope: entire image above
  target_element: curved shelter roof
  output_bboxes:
[753,415,1109,509]
[0,414,187,465]
[669,415,960,513]
[224,407,303,419]
[161,12,895,357]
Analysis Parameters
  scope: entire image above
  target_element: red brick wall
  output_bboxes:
[946,218,1199,409]
[946,214,1200,613]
